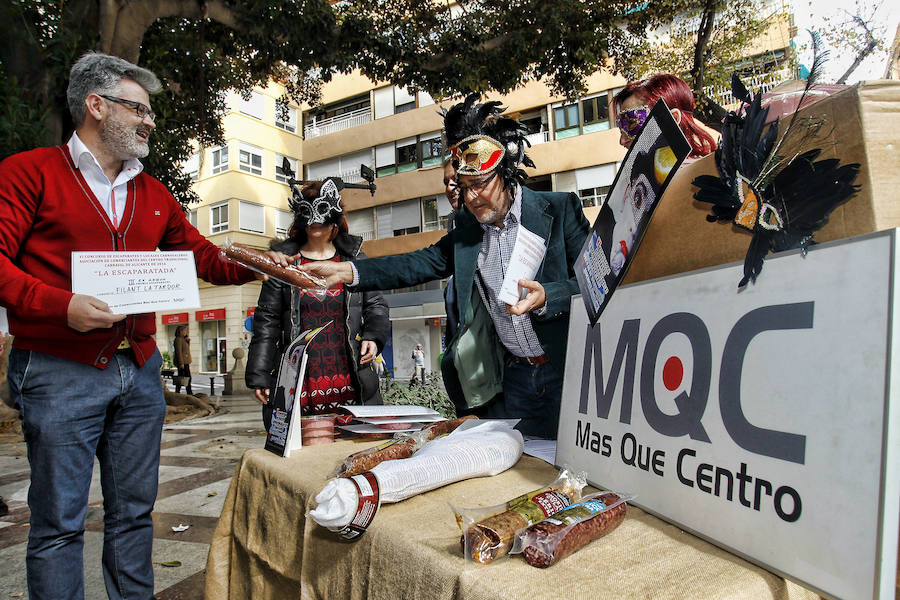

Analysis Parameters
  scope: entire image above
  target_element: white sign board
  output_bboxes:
[556,230,899,599]
[71,251,201,315]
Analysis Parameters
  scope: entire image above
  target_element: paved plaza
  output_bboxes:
[0,392,265,599]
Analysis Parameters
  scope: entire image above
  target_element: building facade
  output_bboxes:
[156,8,794,382]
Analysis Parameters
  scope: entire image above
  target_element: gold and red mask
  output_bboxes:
[450,134,505,176]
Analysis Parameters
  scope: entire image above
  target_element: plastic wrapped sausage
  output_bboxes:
[510,491,631,568]
[454,467,587,564]
[219,240,326,290]
[335,416,478,477]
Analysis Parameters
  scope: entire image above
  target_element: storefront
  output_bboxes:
[160,312,189,356]
[196,308,227,374]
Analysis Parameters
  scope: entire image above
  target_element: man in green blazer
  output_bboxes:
[303,95,590,439]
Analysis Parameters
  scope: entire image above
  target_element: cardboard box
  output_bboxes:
[622,79,900,285]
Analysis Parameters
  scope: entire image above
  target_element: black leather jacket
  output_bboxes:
[245,232,390,404]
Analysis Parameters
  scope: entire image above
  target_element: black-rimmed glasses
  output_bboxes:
[100,94,156,121]
[456,171,498,198]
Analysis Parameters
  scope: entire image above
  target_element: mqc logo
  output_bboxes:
[575,302,813,523]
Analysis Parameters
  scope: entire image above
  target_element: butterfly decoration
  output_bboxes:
[692,32,861,288]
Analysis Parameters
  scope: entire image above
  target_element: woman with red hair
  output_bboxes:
[614,74,718,159]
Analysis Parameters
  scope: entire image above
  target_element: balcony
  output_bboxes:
[525,130,550,147]
[304,106,372,139]
[704,69,793,107]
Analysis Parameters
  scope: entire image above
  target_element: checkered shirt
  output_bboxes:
[476,185,545,359]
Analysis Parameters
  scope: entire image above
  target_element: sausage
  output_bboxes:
[222,243,325,288]
[462,487,575,564]
[521,492,626,568]
[337,416,477,477]
[338,438,418,477]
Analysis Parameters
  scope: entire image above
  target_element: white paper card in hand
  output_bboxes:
[498,226,546,305]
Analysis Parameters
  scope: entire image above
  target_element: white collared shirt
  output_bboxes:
[66,132,143,227]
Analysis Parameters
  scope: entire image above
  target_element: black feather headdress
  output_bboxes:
[693,33,860,287]
[442,93,535,187]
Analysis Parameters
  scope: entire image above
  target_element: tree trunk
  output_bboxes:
[835,39,878,84]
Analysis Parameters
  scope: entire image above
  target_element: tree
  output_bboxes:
[819,1,889,84]
[1,0,688,204]
[618,0,789,125]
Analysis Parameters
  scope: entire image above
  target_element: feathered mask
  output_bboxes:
[442,93,534,184]
[692,33,860,287]
[289,177,344,226]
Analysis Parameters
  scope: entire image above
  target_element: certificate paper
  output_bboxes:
[71,251,201,315]
[498,226,546,305]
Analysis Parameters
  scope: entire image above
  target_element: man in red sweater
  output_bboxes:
[0,52,286,600]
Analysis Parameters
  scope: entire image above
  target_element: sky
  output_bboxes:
[793,0,899,82]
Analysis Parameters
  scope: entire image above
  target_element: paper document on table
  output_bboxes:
[71,251,200,315]
[498,226,546,305]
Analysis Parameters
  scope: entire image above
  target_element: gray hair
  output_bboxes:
[67,52,161,126]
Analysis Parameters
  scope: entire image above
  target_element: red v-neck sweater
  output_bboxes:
[0,145,255,368]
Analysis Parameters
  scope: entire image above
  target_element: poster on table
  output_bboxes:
[71,251,201,314]
[575,100,691,326]
[557,230,900,600]
[265,323,331,458]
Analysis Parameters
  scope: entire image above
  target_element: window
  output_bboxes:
[419,135,442,168]
[211,145,228,174]
[581,93,611,133]
[183,153,199,181]
[346,208,375,240]
[275,104,297,132]
[553,92,612,139]
[210,202,229,234]
[239,201,265,234]
[276,209,293,237]
[553,103,580,139]
[422,197,439,231]
[188,210,198,228]
[579,186,611,207]
[375,142,397,177]
[238,143,263,176]
[395,101,416,113]
[396,138,417,172]
[275,154,298,183]
[238,91,264,120]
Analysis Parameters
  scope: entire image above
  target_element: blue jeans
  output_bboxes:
[484,357,564,439]
[7,348,166,600]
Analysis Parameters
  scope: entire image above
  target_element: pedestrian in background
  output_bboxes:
[173,325,193,395]
[411,343,426,385]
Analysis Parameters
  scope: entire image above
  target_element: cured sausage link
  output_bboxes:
[522,492,626,568]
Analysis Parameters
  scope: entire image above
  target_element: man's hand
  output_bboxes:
[360,340,377,364]
[254,251,301,281]
[67,294,126,332]
[299,260,354,288]
[506,279,546,316]
[254,388,270,405]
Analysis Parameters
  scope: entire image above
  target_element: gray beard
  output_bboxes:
[100,117,149,160]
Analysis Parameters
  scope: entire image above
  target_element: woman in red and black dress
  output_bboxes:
[246,179,389,430]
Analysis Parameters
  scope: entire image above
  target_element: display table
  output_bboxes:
[205,441,820,600]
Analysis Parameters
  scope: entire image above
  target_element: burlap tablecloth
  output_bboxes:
[204,441,821,600]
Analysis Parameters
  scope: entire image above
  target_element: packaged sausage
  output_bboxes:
[509,491,632,568]
[454,467,587,564]
[219,239,327,296]
[335,415,478,477]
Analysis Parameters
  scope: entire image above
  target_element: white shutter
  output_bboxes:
[418,90,435,107]
[375,143,395,168]
[392,199,420,230]
[376,205,393,238]
[183,153,199,174]
[394,85,415,106]
[239,92,265,120]
[437,195,453,217]
[276,209,294,236]
[307,157,340,179]
[373,87,394,119]
[575,163,617,190]
[239,201,265,234]
[346,208,374,237]
[344,149,372,171]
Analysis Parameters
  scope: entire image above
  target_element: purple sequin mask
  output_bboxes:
[615,104,650,139]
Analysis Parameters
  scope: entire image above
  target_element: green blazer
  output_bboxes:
[354,186,590,409]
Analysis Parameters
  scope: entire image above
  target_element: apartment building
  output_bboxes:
[157,7,794,381]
